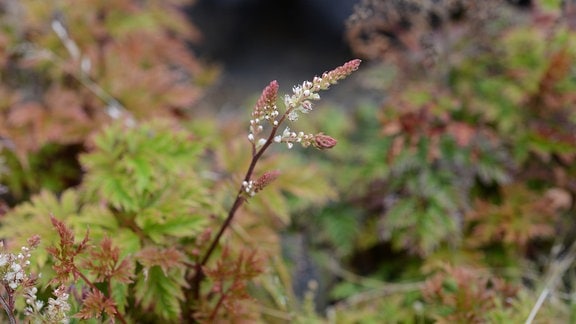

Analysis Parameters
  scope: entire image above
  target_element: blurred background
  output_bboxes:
[2,0,576,322]
[187,0,360,112]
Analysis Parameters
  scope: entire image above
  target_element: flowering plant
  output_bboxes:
[0,59,360,323]
[191,60,361,320]
[0,235,70,323]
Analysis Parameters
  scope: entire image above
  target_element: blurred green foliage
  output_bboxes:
[0,0,576,323]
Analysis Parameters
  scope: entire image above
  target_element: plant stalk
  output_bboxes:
[187,108,291,318]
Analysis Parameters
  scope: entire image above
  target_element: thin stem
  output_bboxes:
[199,110,289,268]
[525,287,549,324]
[208,283,232,322]
[0,292,16,324]
[188,108,292,315]
[525,240,576,324]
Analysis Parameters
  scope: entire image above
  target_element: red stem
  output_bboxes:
[208,281,230,322]
[0,291,16,324]
[189,109,292,313]
[199,111,288,268]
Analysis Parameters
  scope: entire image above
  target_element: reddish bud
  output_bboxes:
[313,133,337,149]
[253,80,279,118]
[320,59,362,87]
[254,170,281,193]
[27,235,41,249]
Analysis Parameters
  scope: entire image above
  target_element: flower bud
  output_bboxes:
[313,133,337,149]
[254,170,281,193]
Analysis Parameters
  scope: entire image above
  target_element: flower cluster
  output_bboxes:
[24,284,71,323]
[0,252,28,291]
[249,80,280,149]
[243,59,360,197]
[0,236,69,322]
[284,59,361,121]
[248,59,360,150]
[0,236,39,291]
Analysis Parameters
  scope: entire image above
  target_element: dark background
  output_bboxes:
[187,0,360,112]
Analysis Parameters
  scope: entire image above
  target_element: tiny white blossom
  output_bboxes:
[284,94,293,108]
[288,110,299,121]
[11,263,22,272]
[0,254,8,267]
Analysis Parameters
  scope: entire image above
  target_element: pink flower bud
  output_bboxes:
[313,59,362,90]
[254,170,281,193]
[252,80,279,118]
[313,133,337,149]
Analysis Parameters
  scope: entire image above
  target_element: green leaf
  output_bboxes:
[134,266,185,321]
[0,190,80,271]
[319,207,361,256]
[330,281,364,300]
[111,281,130,314]
[139,213,207,243]
[385,198,418,230]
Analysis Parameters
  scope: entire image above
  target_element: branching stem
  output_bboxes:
[199,109,289,268]
[188,108,292,315]
[0,293,16,324]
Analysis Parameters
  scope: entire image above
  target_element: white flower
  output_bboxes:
[256,138,267,148]
[0,254,8,267]
[11,263,22,272]
[288,110,299,121]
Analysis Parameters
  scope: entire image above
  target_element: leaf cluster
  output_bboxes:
[276,1,576,322]
[0,0,218,199]
[0,120,214,322]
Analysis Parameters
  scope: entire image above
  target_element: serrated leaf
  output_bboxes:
[123,155,153,194]
[101,176,137,211]
[0,190,80,272]
[140,213,207,243]
[70,204,119,230]
[319,208,360,256]
[134,266,185,321]
[385,198,418,230]
[111,281,130,314]
[330,281,364,300]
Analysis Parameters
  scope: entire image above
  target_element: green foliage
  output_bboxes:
[0,144,82,199]
[0,119,215,321]
[81,120,210,242]
[0,0,218,198]
[0,48,361,321]
[2,0,576,323]
[133,266,187,321]
[285,0,576,322]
